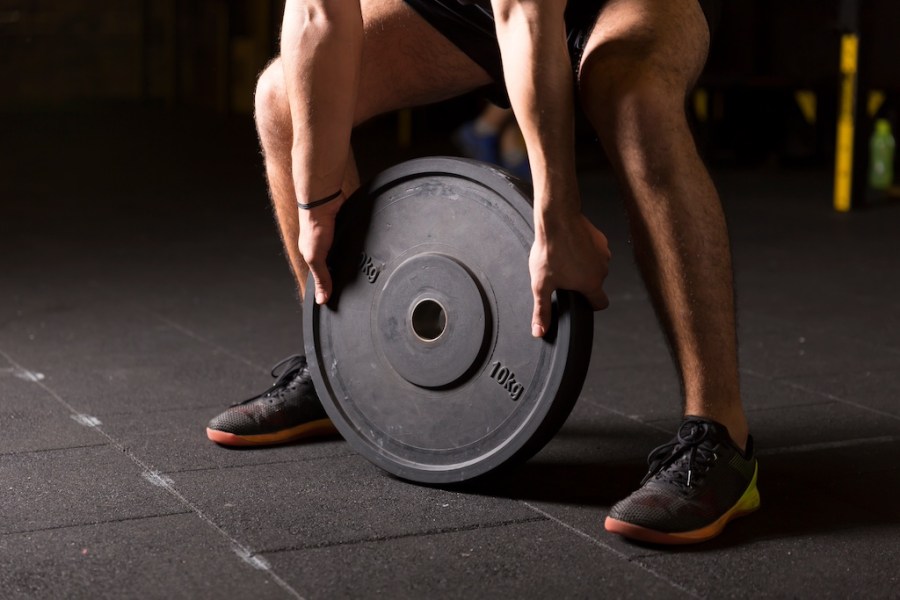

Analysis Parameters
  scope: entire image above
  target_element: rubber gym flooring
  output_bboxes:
[2,106,898,599]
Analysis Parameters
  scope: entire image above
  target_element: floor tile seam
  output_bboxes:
[76,403,248,419]
[0,509,194,538]
[784,365,900,377]
[743,366,871,380]
[778,380,900,423]
[756,434,900,457]
[0,442,110,458]
[259,516,549,555]
[162,452,357,475]
[145,309,270,375]
[594,404,673,435]
[590,360,673,373]
[740,309,900,357]
[0,346,305,600]
[739,369,775,383]
[743,399,837,413]
[518,501,703,599]
[637,399,838,426]
[765,369,900,387]
[0,347,90,419]
[742,368,900,423]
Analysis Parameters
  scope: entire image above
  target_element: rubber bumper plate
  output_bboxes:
[304,157,593,484]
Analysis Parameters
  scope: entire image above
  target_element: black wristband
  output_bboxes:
[297,189,342,210]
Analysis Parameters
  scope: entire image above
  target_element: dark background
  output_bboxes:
[2,0,899,171]
[2,4,900,597]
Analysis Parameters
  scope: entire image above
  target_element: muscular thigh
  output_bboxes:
[354,0,492,123]
[577,0,711,99]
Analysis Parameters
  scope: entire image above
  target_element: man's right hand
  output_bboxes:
[529,213,611,338]
[297,194,346,305]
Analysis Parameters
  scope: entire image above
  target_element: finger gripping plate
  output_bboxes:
[304,157,593,484]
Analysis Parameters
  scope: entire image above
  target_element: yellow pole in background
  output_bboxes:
[833,33,859,212]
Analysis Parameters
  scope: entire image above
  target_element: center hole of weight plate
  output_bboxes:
[411,299,447,342]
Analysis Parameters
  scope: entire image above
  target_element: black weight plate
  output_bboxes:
[304,157,593,484]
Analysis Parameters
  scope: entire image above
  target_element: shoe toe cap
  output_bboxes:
[207,408,255,434]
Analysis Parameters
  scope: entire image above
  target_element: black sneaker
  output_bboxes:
[604,417,760,544]
[206,355,337,447]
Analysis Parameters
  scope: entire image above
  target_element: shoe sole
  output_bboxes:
[604,464,761,545]
[206,419,339,447]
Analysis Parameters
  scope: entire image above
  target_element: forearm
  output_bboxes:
[491,0,580,228]
[280,0,362,202]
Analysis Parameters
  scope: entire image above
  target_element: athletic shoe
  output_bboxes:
[206,354,337,447]
[453,121,501,165]
[604,417,760,544]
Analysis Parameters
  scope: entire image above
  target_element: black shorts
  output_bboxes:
[402,0,721,107]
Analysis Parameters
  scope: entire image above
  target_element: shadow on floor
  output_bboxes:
[447,435,900,550]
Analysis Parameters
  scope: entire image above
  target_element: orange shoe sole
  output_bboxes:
[605,466,761,545]
[206,418,339,447]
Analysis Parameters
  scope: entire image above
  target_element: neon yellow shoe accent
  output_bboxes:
[666,463,760,543]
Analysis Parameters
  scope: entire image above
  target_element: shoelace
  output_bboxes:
[640,419,719,488]
[232,354,307,406]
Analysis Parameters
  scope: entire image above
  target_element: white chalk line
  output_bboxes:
[71,414,102,427]
[0,346,304,600]
[0,365,45,382]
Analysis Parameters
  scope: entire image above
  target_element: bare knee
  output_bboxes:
[576,0,710,190]
[254,58,291,152]
[581,62,699,192]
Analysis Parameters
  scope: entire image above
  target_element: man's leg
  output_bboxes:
[578,0,746,444]
[256,0,492,299]
[207,0,493,446]
[577,0,758,543]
